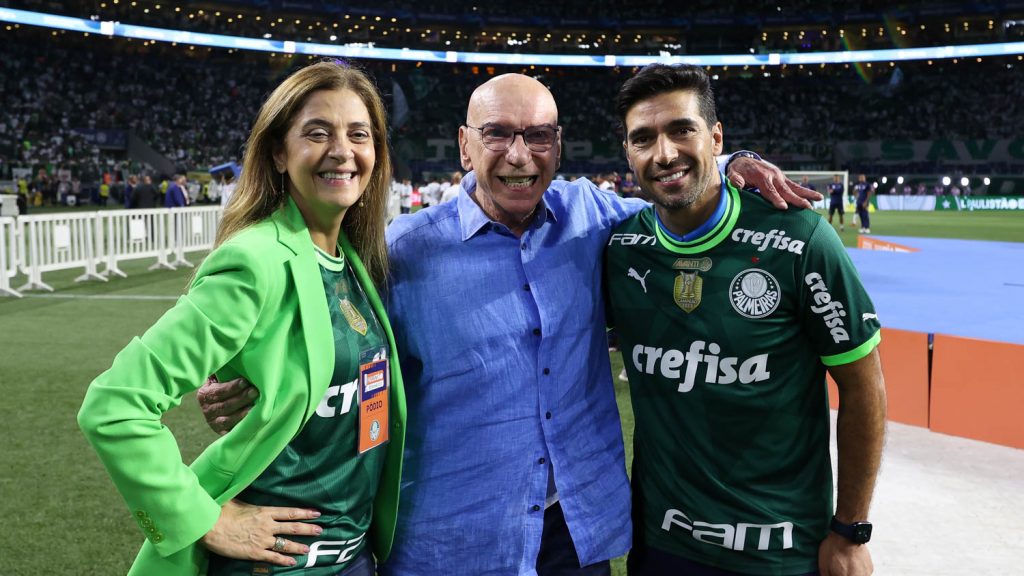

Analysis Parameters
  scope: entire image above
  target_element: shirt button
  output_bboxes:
[545,411,552,419]
[543,368,550,375]
[521,244,527,251]
[532,505,541,512]
[532,328,541,336]
[538,457,546,464]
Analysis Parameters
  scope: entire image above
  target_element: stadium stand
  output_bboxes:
[13,0,1020,54]
[2,1,1023,192]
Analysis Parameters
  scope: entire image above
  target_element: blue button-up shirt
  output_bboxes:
[382,172,645,575]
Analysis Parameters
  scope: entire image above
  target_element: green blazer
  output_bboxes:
[78,198,406,575]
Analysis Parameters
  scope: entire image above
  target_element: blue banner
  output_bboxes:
[70,128,128,150]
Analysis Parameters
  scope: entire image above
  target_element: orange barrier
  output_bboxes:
[879,329,930,427]
[930,334,1024,449]
[856,236,919,253]
[825,329,1023,447]
[827,328,930,428]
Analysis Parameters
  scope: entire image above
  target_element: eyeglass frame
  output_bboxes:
[463,123,562,152]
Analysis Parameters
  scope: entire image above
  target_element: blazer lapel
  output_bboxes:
[272,199,334,422]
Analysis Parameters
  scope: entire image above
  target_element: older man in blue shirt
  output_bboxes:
[198,73,818,575]
[386,166,639,574]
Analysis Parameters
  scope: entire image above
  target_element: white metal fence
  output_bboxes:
[17,211,105,291]
[1,206,222,297]
[169,207,221,268]
[99,208,176,277]
[0,216,19,298]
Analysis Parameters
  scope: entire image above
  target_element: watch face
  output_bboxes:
[853,523,873,542]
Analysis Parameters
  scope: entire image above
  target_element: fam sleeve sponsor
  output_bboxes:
[608,232,656,246]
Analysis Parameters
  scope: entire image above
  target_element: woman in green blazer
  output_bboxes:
[78,62,405,575]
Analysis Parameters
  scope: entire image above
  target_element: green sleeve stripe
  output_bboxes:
[821,329,881,367]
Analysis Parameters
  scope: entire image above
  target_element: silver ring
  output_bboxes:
[272,536,286,552]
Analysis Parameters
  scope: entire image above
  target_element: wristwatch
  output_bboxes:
[830,516,872,544]
[723,151,763,190]
[724,150,761,171]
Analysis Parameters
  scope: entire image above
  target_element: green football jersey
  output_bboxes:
[606,182,881,575]
[209,246,388,575]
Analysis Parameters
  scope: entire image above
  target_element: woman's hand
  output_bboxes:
[201,499,323,567]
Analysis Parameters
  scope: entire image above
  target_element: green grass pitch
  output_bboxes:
[1,209,1020,574]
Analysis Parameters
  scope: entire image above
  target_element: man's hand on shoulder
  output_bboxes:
[197,376,258,435]
[819,532,873,576]
[726,156,823,210]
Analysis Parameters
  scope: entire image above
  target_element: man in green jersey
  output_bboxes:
[606,64,887,576]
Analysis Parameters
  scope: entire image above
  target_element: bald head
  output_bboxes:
[458,73,562,236]
[466,74,558,126]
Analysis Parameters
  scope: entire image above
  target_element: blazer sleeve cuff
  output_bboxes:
[145,496,221,557]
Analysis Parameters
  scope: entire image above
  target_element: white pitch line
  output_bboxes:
[21,293,180,301]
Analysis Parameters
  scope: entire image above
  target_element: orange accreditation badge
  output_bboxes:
[358,357,389,454]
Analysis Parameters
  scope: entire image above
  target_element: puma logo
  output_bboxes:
[862,313,878,322]
[628,268,651,293]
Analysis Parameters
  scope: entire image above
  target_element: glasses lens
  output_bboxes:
[481,127,513,149]
[523,127,556,149]
[476,126,557,151]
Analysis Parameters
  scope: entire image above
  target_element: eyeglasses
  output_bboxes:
[464,124,560,152]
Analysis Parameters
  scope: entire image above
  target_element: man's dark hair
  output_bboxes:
[615,64,718,134]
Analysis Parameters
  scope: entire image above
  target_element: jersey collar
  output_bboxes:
[653,174,741,255]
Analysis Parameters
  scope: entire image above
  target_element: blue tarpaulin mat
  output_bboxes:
[847,236,1024,345]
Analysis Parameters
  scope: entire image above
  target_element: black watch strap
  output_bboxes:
[830,516,872,544]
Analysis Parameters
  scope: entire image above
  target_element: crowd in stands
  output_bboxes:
[399,57,1024,158]
[719,62,1024,141]
[0,33,277,178]
[2,25,1023,198]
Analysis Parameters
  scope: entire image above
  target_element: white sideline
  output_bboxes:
[20,293,180,301]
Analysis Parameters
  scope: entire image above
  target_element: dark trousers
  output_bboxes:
[857,205,871,228]
[337,548,375,576]
[537,502,612,576]
[628,544,819,576]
